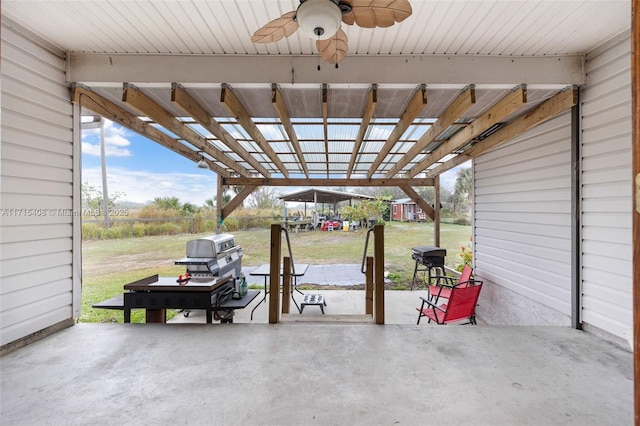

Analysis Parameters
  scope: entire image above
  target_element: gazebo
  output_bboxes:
[279,188,374,227]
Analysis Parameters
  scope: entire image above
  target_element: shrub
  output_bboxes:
[132,223,146,237]
[82,223,104,240]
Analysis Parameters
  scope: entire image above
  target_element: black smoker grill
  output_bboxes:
[174,234,243,317]
[411,245,447,290]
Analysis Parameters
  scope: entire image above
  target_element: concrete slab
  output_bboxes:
[170,290,431,324]
[242,264,368,287]
[0,323,632,425]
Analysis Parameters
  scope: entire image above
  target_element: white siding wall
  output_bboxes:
[580,32,632,340]
[474,113,573,326]
[0,21,77,346]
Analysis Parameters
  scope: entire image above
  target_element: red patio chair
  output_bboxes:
[417,281,483,325]
[428,264,478,304]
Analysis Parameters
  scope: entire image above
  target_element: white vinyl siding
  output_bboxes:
[580,32,632,339]
[474,112,572,325]
[0,21,76,346]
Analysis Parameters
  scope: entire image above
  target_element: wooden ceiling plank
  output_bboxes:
[387,85,476,177]
[222,177,434,187]
[72,84,229,176]
[172,83,271,178]
[220,84,289,178]
[322,83,329,178]
[121,83,250,177]
[409,85,528,177]
[367,84,427,178]
[347,84,378,178]
[272,84,309,178]
[399,184,435,221]
[427,86,578,177]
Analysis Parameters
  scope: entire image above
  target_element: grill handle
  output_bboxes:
[361,228,375,274]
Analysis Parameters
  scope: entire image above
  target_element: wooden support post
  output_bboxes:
[434,175,441,247]
[365,256,374,315]
[282,256,291,314]
[269,224,281,323]
[216,175,223,235]
[374,224,385,324]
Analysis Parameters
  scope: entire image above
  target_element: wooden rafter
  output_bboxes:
[222,177,434,187]
[426,86,578,178]
[322,84,329,177]
[348,84,378,178]
[71,84,229,176]
[171,83,271,178]
[221,186,257,219]
[122,83,250,177]
[399,185,435,221]
[387,85,476,177]
[271,84,309,178]
[367,84,427,178]
[220,84,289,178]
[409,85,528,177]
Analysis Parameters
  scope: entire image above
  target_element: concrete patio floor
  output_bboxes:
[0,312,633,425]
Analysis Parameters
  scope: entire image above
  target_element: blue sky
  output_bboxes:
[81,119,467,206]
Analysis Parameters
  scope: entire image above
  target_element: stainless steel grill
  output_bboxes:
[175,234,243,279]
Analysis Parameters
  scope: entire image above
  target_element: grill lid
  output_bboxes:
[411,245,446,257]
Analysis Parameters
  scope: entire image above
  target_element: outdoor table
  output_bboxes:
[249,263,309,319]
[93,274,259,323]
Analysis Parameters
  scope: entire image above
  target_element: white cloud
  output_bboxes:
[81,119,132,157]
[82,167,218,206]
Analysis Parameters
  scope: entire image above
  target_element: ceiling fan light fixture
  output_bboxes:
[296,0,342,41]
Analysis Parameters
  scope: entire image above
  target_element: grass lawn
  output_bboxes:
[81,222,471,323]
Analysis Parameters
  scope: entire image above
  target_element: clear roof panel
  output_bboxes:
[327,124,359,140]
[257,123,287,141]
[222,123,251,139]
[365,124,394,140]
[270,141,293,153]
[300,141,324,152]
[361,141,385,152]
[294,124,324,139]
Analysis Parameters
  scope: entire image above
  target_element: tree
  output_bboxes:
[452,167,472,214]
[81,182,123,210]
[246,187,282,210]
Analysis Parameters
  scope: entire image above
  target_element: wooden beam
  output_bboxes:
[269,224,281,323]
[374,224,385,325]
[427,87,578,178]
[282,256,291,314]
[220,84,289,177]
[171,83,271,177]
[387,85,476,177]
[216,176,223,234]
[221,186,257,219]
[367,84,427,178]
[121,83,250,177]
[410,85,527,177]
[222,177,434,187]
[322,84,329,177]
[365,256,373,315]
[272,84,309,178]
[399,185,435,221]
[347,84,377,178]
[71,84,229,176]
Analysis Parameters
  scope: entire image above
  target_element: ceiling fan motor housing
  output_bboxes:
[296,0,342,40]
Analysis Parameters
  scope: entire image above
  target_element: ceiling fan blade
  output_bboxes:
[316,28,348,65]
[251,11,298,43]
[342,0,412,28]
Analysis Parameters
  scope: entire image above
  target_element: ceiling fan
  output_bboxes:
[251,0,412,65]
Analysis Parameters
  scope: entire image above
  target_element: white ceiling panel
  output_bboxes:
[3,1,630,57]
